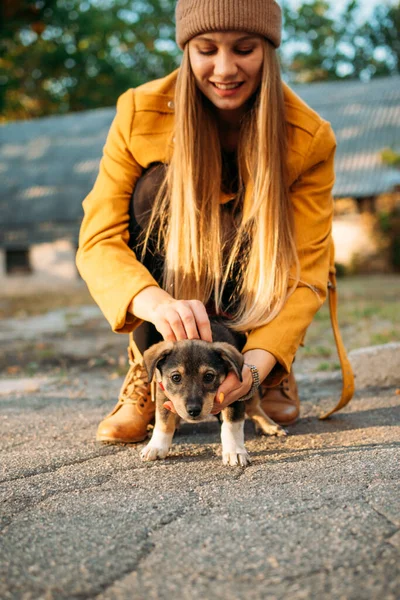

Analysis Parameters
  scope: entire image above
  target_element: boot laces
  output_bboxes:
[119,347,150,406]
[279,376,290,394]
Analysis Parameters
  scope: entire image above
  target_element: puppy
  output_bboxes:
[140,318,286,467]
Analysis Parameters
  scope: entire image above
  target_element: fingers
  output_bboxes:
[156,320,177,342]
[154,305,190,342]
[163,400,177,413]
[154,300,211,342]
[210,392,225,415]
[211,367,252,414]
[217,371,242,397]
[163,306,188,341]
[178,302,201,340]
[189,300,212,342]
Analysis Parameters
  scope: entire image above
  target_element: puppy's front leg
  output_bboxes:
[140,388,179,461]
[245,390,287,437]
[221,402,250,467]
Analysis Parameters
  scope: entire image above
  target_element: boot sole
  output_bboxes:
[96,434,148,444]
[273,416,299,427]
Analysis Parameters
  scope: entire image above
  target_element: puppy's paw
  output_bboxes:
[221,421,250,467]
[222,450,251,467]
[140,428,173,461]
[140,443,170,461]
[274,424,288,437]
[255,421,287,437]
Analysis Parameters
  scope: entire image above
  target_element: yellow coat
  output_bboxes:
[77,69,336,385]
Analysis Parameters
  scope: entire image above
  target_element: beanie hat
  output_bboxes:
[175,0,282,50]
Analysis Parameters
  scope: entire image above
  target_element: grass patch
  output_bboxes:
[302,344,332,358]
[371,331,399,345]
[317,362,331,371]
[1,275,399,377]
[313,310,330,322]
[298,275,400,373]
[0,287,94,319]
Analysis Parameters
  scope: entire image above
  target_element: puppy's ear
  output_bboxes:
[143,341,174,381]
[212,342,244,382]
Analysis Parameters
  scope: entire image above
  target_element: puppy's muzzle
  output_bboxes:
[186,397,203,419]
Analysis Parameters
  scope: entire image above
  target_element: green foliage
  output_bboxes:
[334,262,347,278]
[380,148,400,167]
[363,2,400,71]
[302,344,332,358]
[299,275,400,372]
[1,0,399,119]
[392,236,400,269]
[316,362,331,371]
[371,331,398,344]
[376,206,400,271]
[0,0,180,120]
[281,0,399,82]
[377,211,392,234]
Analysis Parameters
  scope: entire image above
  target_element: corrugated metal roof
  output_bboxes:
[291,76,400,197]
[0,75,399,246]
[0,107,111,226]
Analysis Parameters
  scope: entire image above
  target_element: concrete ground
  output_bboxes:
[1,369,399,600]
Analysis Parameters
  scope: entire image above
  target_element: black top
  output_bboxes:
[128,155,241,315]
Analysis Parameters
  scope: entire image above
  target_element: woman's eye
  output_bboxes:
[236,48,254,55]
[203,372,215,383]
[198,49,216,56]
[171,373,182,383]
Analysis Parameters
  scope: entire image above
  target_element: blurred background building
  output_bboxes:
[1,0,399,280]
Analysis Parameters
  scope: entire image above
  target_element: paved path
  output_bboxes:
[1,372,399,599]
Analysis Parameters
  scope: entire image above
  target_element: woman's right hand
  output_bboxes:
[130,286,212,342]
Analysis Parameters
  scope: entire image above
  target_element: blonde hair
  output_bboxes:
[142,40,300,331]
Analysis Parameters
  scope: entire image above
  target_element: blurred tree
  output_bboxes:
[362,2,400,74]
[0,0,179,121]
[281,0,399,83]
[1,1,399,120]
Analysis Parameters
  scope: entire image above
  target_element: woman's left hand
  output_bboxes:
[210,365,253,414]
[210,348,278,414]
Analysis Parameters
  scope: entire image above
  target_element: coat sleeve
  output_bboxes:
[76,90,160,333]
[242,120,336,385]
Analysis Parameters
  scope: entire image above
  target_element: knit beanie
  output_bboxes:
[175,0,282,50]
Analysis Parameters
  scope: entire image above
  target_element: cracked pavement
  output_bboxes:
[1,371,399,600]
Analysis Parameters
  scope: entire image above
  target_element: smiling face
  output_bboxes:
[188,31,264,122]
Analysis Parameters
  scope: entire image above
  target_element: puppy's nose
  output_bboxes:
[187,407,202,418]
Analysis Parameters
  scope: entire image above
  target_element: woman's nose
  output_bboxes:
[213,51,238,80]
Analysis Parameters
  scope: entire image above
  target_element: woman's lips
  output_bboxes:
[210,81,244,97]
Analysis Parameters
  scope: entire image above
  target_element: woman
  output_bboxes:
[77,0,337,443]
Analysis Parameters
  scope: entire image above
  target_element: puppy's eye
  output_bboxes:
[203,372,215,383]
[171,373,182,383]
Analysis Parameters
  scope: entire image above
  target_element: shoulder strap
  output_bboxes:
[319,271,355,419]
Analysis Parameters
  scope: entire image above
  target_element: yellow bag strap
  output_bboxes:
[319,270,355,419]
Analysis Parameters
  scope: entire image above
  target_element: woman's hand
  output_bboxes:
[211,348,278,414]
[210,366,253,414]
[130,286,212,342]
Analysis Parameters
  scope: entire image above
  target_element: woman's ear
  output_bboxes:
[212,342,244,382]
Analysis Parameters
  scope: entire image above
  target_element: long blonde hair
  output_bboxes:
[142,40,300,331]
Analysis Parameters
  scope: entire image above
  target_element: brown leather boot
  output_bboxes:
[260,369,300,426]
[96,341,155,443]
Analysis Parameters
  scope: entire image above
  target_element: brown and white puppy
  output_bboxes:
[140,319,286,467]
